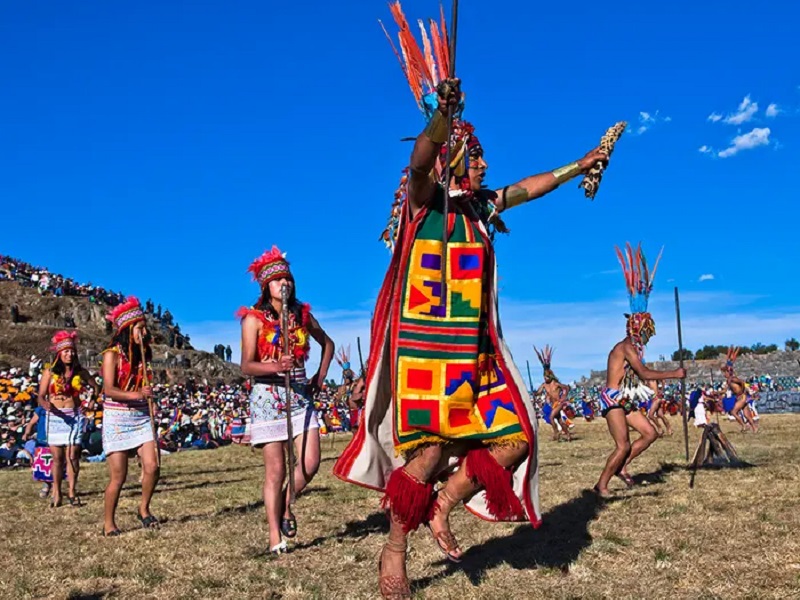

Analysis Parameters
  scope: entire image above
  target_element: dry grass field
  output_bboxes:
[1,414,799,600]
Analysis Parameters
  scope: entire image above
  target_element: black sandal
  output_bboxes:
[137,512,160,529]
[280,513,297,538]
[68,495,82,507]
[102,528,122,537]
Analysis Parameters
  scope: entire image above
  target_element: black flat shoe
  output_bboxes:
[137,512,160,529]
[280,513,297,538]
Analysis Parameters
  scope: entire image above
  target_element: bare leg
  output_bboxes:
[282,428,321,519]
[658,410,673,435]
[103,451,128,534]
[66,445,81,499]
[381,445,442,597]
[743,405,758,432]
[430,442,529,560]
[731,398,751,431]
[550,404,561,440]
[620,410,658,480]
[137,442,160,520]
[646,409,663,436]
[261,442,286,549]
[596,408,631,496]
[50,446,65,506]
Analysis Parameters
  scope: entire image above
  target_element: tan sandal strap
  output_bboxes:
[384,539,408,553]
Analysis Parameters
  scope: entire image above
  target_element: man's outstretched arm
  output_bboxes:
[492,148,609,212]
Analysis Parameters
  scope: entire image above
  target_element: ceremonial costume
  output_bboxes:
[236,247,319,445]
[600,243,663,416]
[335,3,540,528]
[45,332,87,447]
[102,297,155,454]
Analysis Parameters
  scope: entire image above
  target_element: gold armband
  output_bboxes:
[424,111,449,144]
[551,161,582,184]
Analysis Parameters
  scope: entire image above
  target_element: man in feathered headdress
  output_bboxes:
[334,346,365,431]
[594,244,685,497]
[722,347,758,433]
[335,3,612,595]
[533,346,573,442]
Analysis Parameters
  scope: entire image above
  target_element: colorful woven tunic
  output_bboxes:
[335,189,540,525]
[394,193,525,454]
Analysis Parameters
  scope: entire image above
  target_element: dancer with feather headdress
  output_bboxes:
[334,346,364,431]
[594,244,685,497]
[722,346,758,433]
[334,3,612,597]
[533,346,572,442]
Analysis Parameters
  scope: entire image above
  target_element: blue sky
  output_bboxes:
[2,1,798,382]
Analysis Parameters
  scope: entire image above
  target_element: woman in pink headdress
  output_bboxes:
[237,247,335,554]
[37,331,91,507]
[101,297,159,536]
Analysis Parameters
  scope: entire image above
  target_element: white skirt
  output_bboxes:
[249,383,319,445]
[102,401,154,454]
[47,408,85,446]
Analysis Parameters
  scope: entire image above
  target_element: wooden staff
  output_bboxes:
[280,284,297,506]
[139,337,160,468]
[674,287,689,461]
[526,360,534,396]
[439,0,460,298]
[356,336,365,377]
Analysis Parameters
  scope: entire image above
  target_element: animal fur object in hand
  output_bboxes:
[579,121,627,201]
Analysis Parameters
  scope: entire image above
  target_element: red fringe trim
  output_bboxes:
[380,468,434,533]
[465,447,525,521]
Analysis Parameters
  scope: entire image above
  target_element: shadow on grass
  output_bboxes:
[163,487,332,526]
[163,464,261,478]
[412,489,634,590]
[632,460,756,490]
[67,588,117,600]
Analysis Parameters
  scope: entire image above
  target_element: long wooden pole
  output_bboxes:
[526,360,534,395]
[439,0,459,305]
[674,287,689,461]
[280,284,296,505]
[139,338,160,469]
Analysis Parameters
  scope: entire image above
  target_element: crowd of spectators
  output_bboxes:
[0,363,354,468]
[533,373,800,421]
[1,255,126,306]
[1,254,190,350]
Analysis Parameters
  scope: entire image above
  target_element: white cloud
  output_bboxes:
[698,145,712,154]
[765,103,780,117]
[186,292,800,385]
[717,127,771,158]
[723,95,758,125]
[699,274,715,282]
[633,109,671,135]
[708,113,723,123]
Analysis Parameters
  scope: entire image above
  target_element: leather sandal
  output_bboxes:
[427,491,463,563]
[378,539,411,600]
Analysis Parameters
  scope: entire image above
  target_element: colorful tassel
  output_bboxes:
[381,468,435,533]
[465,447,524,521]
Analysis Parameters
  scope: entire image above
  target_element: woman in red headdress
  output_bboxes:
[100,296,159,536]
[37,331,91,507]
[238,247,335,554]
